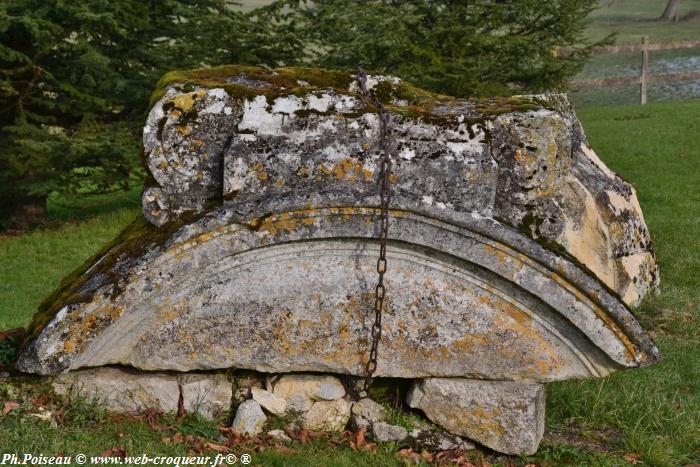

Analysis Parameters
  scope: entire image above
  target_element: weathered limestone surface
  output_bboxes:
[232,399,267,436]
[269,374,351,431]
[407,378,545,455]
[17,67,659,388]
[251,387,287,415]
[52,367,231,419]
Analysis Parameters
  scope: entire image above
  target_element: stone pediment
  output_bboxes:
[17,66,660,382]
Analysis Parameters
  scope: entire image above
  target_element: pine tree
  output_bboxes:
[262,0,611,97]
[0,0,295,228]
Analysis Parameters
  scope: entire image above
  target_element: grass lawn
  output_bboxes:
[1,100,699,465]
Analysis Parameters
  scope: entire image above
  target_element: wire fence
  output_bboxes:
[566,37,700,105]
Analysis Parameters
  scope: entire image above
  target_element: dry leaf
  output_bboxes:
[2,402,20,415]
[30,411,53,422]
[623,453,641,464]
[99,448,126,459]
[421,450,434,462]
[355,427,366,448]
[398,448,422,464]
[31,394,51,408]
[206,442,230,453]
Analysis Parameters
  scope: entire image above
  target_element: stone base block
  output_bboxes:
[407,378,545,455]
[53,366,231,419]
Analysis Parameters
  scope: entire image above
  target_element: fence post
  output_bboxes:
[640,36,649,105]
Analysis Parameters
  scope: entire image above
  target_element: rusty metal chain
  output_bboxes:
[355,67,393,399]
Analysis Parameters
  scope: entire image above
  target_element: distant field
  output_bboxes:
[573,1,700,106]
[237,0,275,11]
[588,0,700,44]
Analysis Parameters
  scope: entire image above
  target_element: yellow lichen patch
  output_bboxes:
[331,157,366,182]
[491,298,560,374]
[160,309,178,321]
[62,305,124,355]
[458,407,506,437]
[172,90,204,112]
[296,166,311,178]
[318,164,332,176]
[275,178,285,188]
[99,305,124,321]
[249,162,268,181]
[549,271,639,363]
[176,125,191,136]
[483,244,510,266]
[254,212,300,236]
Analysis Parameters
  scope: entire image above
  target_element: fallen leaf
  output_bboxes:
[421,450,434,462]
[2,402,20,415]
[0,328,24,340]
[99,448,126,459]
[206,442,230,453]
[143,408,169,431]
[623,453,641,464]
[398,448,422,464]
[31,394,51,408]
[355,427,366,448]
[435,450,476,466]
[30,411,53,421]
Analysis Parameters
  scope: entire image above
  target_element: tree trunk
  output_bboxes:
[5,195,48,230]
[658,0,680,21]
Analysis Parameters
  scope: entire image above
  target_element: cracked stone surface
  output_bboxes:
[52,366,230,419]
[251,387,286,415]
[231,399,267,436]
[17,67,659,392]
[407,378,545,455]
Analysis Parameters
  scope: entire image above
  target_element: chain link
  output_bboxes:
[355,67,393,399]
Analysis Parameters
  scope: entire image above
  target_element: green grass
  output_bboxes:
[0,186,142,330]
[1,101,700,465]
[538,100,700,466]
[587,0,700,44]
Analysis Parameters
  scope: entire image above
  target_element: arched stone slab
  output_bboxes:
[17,67,659,385]
[16,208,658,378]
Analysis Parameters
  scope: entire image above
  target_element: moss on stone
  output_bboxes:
[21,214,198,346]
[149,65,356,108]
[148,65,552,121]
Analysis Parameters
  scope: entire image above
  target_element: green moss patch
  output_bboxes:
[149,65,552,121]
